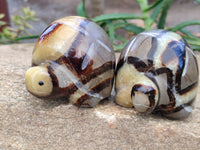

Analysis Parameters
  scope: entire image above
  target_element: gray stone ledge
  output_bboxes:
[0,43,200,149]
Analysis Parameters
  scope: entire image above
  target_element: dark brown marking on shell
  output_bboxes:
[74,77,112,106]
[131,84,156,110]
[167,88,176,105]
[155,68,173,89]
[144,71,160,107]
[165,105,184,113]
[55,19,92,77]
[127,57,153,72]
[74,94,90,107]
[147,67,175,109]
[115,57,125,75]
[81,61,114,84]
[154,97,195,114]
[47,65,79,98]
[38,22,62,42]
[154,82,176,113]
[154,105,182,114]
[126,55,176,111]
[128,52,196,114]
[155,67,176,110]
[48,65,59,88]
[56,50,94,77]
[179,81,198,95]
[154,87,176,113]
[47,61,114,99]
[147,37,158,61]
[172,40,186,93]
[154,100,176,114]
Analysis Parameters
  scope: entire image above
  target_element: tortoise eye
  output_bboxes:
[38,81,44,86]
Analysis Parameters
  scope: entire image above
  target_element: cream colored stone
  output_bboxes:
[25,66,53,97]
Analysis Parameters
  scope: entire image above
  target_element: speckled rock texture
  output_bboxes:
[0,43,200,149]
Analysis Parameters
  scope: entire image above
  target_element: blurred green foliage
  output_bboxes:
[0,7,39,44]
[78,0,200,51]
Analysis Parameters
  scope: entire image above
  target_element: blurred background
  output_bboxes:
[0,0,200,44]
[6,0,200,34]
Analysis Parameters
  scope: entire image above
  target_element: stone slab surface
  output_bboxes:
[0,43,200,149]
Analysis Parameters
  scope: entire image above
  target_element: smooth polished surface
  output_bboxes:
[115,30,199,119]
[26,16,115,107]
[0,43,200,149]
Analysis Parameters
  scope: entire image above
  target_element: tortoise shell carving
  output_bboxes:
[25,16,115,107]
[115,30,199,119]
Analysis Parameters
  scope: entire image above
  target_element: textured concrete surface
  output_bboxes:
[0,43,200,149]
